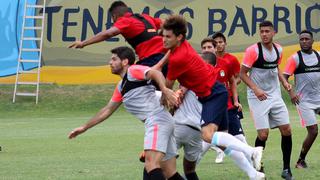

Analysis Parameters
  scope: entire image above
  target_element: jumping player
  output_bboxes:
[161,15,264,177]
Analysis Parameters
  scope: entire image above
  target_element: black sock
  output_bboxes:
[281,135,292,170]
[185,172,199,180]
[255,137,266,149]
[148,168,165,180]
[168,172,184,180]
[143,168,149,180]
[298,151,307,162]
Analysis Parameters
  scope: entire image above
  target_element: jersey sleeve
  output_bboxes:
[284,54,298,75]
[127,65,151,81]
[111,82,123,102]
[242,45,258,68]
[275,43,283,65]
[113,17,131,33]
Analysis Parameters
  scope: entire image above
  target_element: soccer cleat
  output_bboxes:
[252,146,263,171]
[295,159,308,169]
[281,169,294,180]
[139,151,145,163]
[215,150,225,164]
[250,172,266,180]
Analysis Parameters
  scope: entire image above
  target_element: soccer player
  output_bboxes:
[68,46,184,180]
[198,37,225,164]
[240,21,293,180]
[202,52,265,180]
[68,1,166,70]
[172,89,202,180]
[161,14,264,176]
[283,30,320,169]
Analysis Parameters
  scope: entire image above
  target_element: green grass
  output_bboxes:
[0,83,319,179]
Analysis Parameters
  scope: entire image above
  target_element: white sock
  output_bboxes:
[200,141,211,157]
[235,134,248,144]
[212,132,254,158]
[211,145,223,153]
[225,148,257,179]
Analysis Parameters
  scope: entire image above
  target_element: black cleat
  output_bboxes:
[281,169,294,180]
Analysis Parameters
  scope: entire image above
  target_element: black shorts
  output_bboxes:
[228,108,244,136]
[136,53,167,77]
[199,82,228,131]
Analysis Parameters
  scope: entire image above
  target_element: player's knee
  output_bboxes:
[307,125,318,137]
[257,130,269,141]
[279,125,292,136]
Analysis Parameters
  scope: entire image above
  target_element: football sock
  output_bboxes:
[168,172,184,180]
[281,135,292,170]
[148,168,165,180]
[255,137,266,149]
[185,172,199,180]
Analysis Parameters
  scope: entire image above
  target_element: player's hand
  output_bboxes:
[68,41,85,49]
[253,87,267,101]
[289,91,300,105]
[68,126,87,139]
[234,102,243,112]
[162,88,180,107]
[283,81,292,91]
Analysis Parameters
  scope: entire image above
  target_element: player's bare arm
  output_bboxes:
[283,74,300,105]
[230,75,242,111]
[68,100,122,139]
[68,27,121,49]
[240,65,267,101]
[278,67,292,91]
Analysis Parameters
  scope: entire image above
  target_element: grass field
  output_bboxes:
[1,84,320,180]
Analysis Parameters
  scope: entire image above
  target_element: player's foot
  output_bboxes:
[250,171,266,180]
[259,162,265,173]
[295,159,307,169]
[281,169,294,180]
[139,151,145,163]
[252,146,263,171]
[215,150,225,164]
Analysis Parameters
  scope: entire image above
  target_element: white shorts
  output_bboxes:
[296,103,320,127]
[248,97,290,130]
[174,124,202,162]
[144,110,177,161]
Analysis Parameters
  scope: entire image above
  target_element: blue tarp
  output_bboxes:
[0,0,39,77]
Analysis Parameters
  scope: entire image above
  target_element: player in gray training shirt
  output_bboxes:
[240,20,294,180]
[283,30,320,169]
[68,46,185,180]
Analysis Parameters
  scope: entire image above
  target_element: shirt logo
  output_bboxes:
[220,70,225,77]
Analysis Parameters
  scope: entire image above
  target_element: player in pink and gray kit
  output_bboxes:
[283,30,320,169]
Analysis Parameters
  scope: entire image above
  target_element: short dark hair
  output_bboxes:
[108,1,128,15]
[201,37,216,48]
[201,52,217,66]
[259,20,274,29]
[163,15,187,41]
[211,32,226,42]
[299,29,313,38]
[110,46,135,65]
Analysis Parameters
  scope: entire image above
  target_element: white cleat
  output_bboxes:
[252,146,263,171]
[250,172,266,180]
[215,150,225,164]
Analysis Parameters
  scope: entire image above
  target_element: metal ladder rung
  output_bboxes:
[16,92,37,97]
[21,48,41,52]
[19,70,38,74]
[24,26,42,30]
[20,59,39,63]
[17,82,38,85]
[26,4,44,8]
[23,37,41,41]
[25,16,43,19]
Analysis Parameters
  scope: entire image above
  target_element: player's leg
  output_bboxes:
[270,99,293,179]
[296,105,319,168]
[200,83,263,170]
